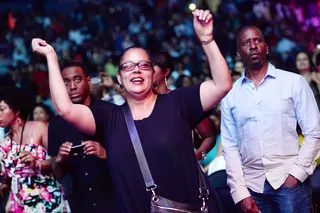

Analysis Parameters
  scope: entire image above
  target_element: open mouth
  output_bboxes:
[130,77,144,84]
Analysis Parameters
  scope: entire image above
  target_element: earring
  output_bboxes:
[118,84,125,93]
[152,81,159,91]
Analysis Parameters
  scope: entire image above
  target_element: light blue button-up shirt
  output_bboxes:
[221,63,320,204]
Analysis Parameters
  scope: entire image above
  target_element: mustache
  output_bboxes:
[249,51,259,56]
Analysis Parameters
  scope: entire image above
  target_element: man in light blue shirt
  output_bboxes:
[221,26,320,213]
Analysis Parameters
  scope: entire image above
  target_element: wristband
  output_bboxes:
[201,37,214,45]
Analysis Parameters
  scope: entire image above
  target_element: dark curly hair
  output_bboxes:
[0,86,32,121]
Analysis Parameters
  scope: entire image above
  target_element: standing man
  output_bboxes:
[221,26,320,213]
[48,62,116,213]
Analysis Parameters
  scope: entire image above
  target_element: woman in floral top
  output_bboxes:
[0,86,70,213]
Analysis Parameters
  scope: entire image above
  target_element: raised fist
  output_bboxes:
[32,38,55,57]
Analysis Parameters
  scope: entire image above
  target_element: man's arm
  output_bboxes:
[221,98,251,204]
[52,156,69,180]
[289,76,320,182]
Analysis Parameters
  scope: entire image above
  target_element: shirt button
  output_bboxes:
[85,172,88,176]
[83,155,86,159]
[93,203,96,207]
[89,188,92,191]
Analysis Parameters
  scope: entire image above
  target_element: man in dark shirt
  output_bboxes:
[48,62,116,213]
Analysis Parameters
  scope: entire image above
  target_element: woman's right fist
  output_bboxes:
[32,38,55,56]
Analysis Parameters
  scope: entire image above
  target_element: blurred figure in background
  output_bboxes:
[231,70,242,83]
[234,61,245,74]
[295,51,320,109]
[32,103,54,124]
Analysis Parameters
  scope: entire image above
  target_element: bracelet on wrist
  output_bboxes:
[198,147,207,160]
[201,36,214,45]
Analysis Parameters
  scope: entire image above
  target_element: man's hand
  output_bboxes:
[55,142,73,164]
[82,141,106,160]
[283,175,299,188]
[240,197,260,213]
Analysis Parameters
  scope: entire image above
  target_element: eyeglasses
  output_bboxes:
[119,60,153,72]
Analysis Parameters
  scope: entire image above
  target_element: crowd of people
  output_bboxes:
[0,0,319,106]
[0,0,320,213]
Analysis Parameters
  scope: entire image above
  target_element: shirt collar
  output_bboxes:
[239,63,276,84]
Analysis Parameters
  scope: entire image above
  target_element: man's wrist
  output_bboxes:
[53,156,63,166]
[289,174,299,182]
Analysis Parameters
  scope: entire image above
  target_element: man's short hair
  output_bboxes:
[62,61,89,77]
[236,26,265,48]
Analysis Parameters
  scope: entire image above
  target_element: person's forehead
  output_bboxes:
[297,53,308,59]
[122,49,149,62]
[62,66,85,78]
[239,28,264,41]
[34,106,45,112]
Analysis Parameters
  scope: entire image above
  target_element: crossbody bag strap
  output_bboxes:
[123,103,157,192]
[197,164,209,203]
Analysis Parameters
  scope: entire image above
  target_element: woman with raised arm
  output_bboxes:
[32,9,231,213]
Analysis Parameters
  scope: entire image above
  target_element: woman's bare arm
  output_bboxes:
[192,10,232,111]
[32,39,96,136]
